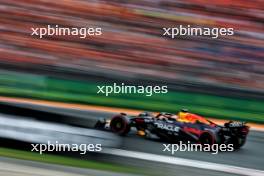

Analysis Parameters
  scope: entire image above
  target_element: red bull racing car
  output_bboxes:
[95,109,250,149]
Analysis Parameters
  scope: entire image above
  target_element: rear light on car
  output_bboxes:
[241,126,249,134]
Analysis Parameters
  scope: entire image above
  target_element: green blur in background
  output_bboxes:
[0,71,263,124]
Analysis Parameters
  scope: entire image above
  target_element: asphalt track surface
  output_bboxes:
[1,102,264,175]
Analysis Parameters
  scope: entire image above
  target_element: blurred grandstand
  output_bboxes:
[1,2,264,176]
[1,0,263,96]
[0,0,263,100]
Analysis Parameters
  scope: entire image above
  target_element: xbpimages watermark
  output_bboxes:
[163,25,234,39]
[31,25,102,38]
[31,141,102,155]
[97,83,168,96]
[163,141,234,155]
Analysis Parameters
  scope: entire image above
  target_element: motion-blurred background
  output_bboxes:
[0,1,263,176]
[1,0,264,122]
[1,0,263,123]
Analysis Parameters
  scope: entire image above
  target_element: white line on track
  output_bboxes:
[101,148,264,176]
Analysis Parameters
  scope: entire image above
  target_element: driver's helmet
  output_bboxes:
[178,109,189,119]
[180,109,189,113]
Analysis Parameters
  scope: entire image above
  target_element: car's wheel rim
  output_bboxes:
[116,122,122,129]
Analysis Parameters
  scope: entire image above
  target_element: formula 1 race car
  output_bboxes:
[95,110,250,149]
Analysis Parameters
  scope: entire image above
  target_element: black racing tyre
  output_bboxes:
[232,137,246,149]
[200,132,215,146]
[110,115,130,135]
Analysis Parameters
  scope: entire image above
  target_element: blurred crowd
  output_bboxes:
[0,0,263,91]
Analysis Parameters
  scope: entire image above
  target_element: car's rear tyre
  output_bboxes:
[110,115,130,135]
[232,137,246,149]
